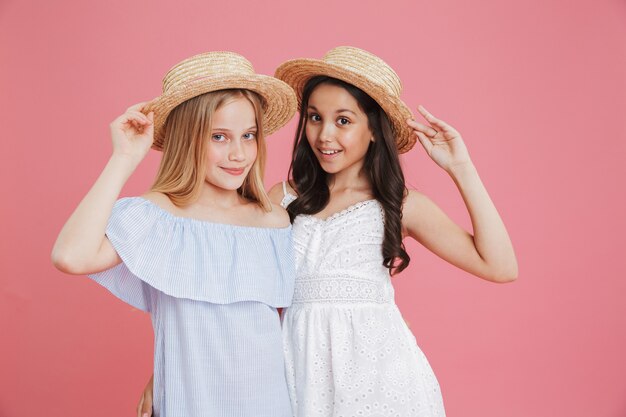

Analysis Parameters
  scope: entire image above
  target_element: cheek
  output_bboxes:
[204,144,224,165]
[356,127,373,149]
[339,130,370,151]
[247,141,258,160]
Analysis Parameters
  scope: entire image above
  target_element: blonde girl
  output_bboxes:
[52,52,298,417]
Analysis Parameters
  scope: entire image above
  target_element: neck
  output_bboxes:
[193,183,245,210]
[327,160,371,194]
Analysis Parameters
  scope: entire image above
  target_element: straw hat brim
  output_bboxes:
[143,74,297,151]
[275,59,416,154]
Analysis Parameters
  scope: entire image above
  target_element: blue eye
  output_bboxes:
[243,132,257,141]
[212,134,226,142]
[337,117,350,126]
[308,114,321,122]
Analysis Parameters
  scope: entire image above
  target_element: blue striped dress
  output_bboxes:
[89,197,295,417]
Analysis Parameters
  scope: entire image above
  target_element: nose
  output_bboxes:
[228,139,245,162]
[318,122,334,143]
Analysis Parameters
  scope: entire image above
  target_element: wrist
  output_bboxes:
[110,151,142,166]
[107,153,141,177]
[446,160,476,177]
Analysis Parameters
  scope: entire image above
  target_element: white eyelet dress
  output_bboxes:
[281,186,446,417]
[88,197,295,417]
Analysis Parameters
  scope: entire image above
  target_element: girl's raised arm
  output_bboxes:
[402,106,518,283]
[51,103,154,275]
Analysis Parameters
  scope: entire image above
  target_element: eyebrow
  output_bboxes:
[212,126,257,132]
[307,105,357,116]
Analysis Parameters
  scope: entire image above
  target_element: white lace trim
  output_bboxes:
[293,274,394,304]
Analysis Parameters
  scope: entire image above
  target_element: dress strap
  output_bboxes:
[280,181,298,209]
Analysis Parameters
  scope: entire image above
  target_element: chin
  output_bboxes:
[319,166,341,175]
[316,160,344,175]
[206,177,246,191]
[220,180,246,190]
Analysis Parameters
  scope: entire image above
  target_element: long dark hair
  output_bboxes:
[287,76,410,275]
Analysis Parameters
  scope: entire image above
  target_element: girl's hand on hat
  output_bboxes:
[110,102,154,166]
[407,105,471,173]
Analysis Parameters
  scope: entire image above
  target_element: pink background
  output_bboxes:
[1,0,625,416]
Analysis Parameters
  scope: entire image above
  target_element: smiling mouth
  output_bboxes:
[221,167,246,176]
[319,149,342,155]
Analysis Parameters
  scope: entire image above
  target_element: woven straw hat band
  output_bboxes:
[162,52,256,93]
[323,47,402,98]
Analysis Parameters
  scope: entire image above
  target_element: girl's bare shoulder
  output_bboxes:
[247,201,290,228]
[140,191,177,210]
[403,189,431,209]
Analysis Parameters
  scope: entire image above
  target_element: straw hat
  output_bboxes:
[144,51,297,151]
[275,46,415,153]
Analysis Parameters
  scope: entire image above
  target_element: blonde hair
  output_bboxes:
[151,89,271,211]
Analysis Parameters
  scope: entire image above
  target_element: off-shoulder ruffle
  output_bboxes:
[89,197,295,311]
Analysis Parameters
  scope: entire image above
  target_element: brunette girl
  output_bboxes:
[269,46,517,417]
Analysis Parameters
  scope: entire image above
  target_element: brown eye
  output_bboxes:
[337,117,350,126]
[308,114,321,122]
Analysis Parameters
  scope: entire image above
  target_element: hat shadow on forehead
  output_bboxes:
[275,46,415,154]
[145,51,297,151]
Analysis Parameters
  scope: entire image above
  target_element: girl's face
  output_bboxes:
[305,83,373,175]
[204,96,258,192]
